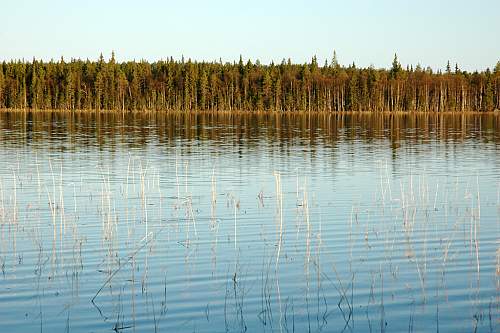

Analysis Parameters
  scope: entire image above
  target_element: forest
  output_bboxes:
[0,52,499,112]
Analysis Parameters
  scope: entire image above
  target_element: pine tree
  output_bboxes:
[274,76,282,111]
[484,72,494,111]
[390,53,402,78]
[117,70,128,111]
[0,53,497,112]
[262,70,272,110]
[310,55,318,72]
[348,70,359,111]
[199,68,208,110]
[331,50,340,70]
[494,61,500,74]
[95,71,104,110]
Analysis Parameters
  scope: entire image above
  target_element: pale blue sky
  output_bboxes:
[2,0,499,71]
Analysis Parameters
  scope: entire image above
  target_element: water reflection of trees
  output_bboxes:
[0,112,499,153]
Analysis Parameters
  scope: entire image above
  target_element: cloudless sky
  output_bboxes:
[2,0,499,71]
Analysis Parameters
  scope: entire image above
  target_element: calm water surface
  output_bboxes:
[0,112,499,332]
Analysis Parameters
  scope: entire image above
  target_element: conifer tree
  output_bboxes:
[390,53,402,78]
[0,53,497,112]
[331,50,340,70]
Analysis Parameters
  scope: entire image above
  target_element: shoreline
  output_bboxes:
[0,108,498,115]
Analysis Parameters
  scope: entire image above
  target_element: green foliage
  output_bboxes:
[484,78,494,111]
[331,50,340,70]
[390,54,402,78]
[494,61,500,74]
[0,54,497,112]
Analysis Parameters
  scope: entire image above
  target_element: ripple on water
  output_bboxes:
[0,111,499,333]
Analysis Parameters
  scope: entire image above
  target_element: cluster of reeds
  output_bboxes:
[0,156,498,332]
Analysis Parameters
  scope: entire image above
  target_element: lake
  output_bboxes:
[0,111,498,332]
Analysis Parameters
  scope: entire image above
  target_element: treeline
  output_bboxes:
[0,52,499,112]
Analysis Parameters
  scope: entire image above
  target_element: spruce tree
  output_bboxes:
[390,53,402,78]
[331,50,340,70]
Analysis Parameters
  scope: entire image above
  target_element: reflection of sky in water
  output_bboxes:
[0,112,498,332]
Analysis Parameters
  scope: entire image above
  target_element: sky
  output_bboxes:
[2,0,499,71]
